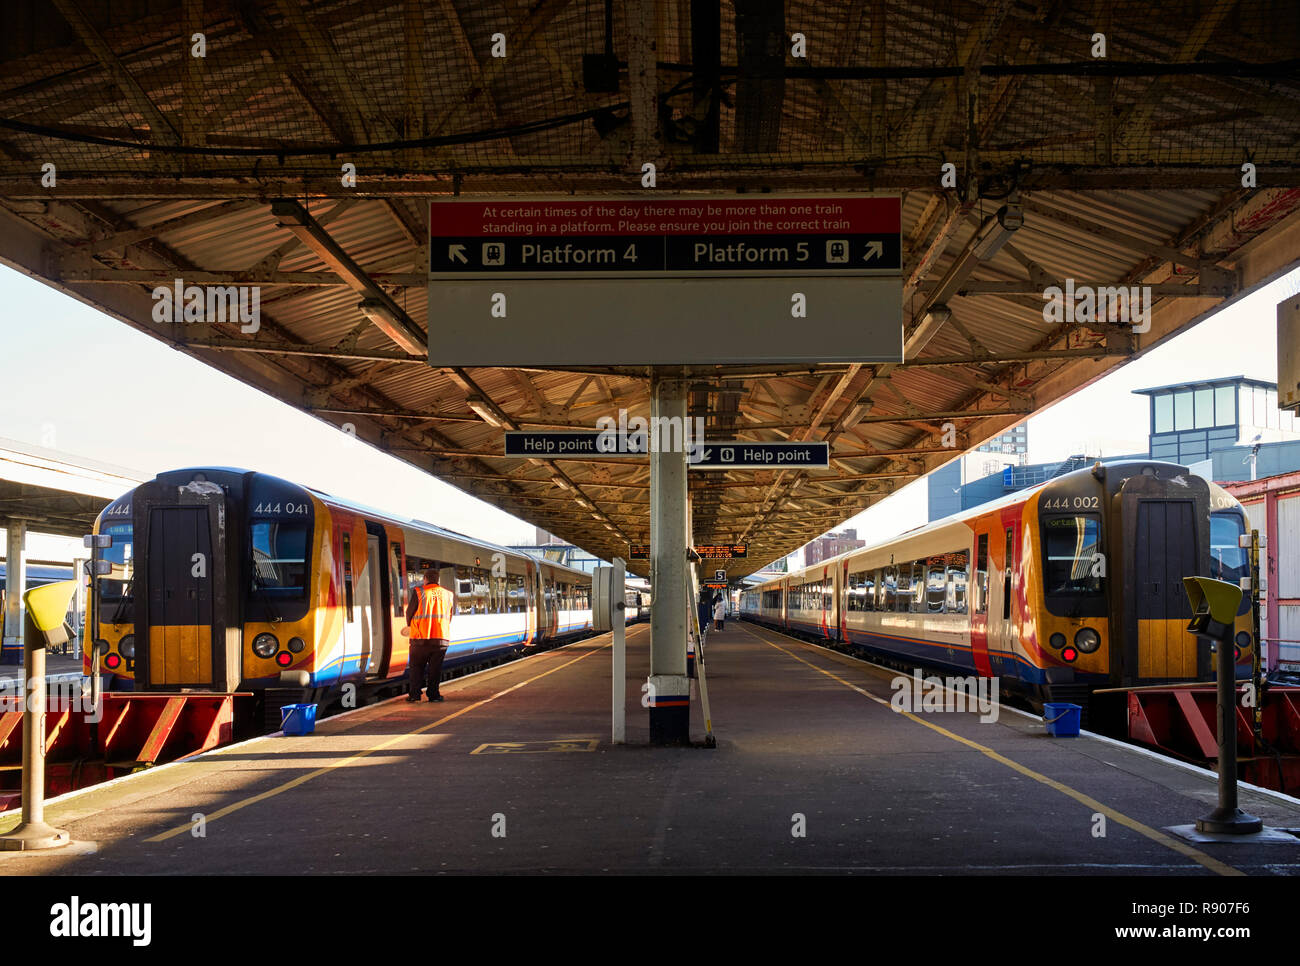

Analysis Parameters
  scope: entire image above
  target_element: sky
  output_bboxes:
[2,260,1298,569]
[0,266,540,557]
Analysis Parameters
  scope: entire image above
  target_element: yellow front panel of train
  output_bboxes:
[1136,618,1198,679]
[149,624,212,685]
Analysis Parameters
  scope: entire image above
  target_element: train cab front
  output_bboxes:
[90,468,250,692]
[86,491,138,689]
[1030,460,1256,722]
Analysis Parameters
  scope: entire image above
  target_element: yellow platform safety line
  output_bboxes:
[144,630,641,843]
[739,625,1243,878]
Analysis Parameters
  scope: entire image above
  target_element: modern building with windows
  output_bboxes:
[927,375,1300,522]
[976,425,1028,458]
[1135,376,1300,466]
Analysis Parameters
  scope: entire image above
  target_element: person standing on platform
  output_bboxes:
[713,596,726,631]
[406,566,455,702]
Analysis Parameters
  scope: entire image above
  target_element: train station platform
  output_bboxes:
[2,623,1298,876]
[0,651,84,688]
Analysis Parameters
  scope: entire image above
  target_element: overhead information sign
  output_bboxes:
[504,432,623,458]
[504,433,828,470]
[431,197,900,275]
[697,545,748,559]
[629,545,650,560]
[690,443,829,470]
[429,195,901,367]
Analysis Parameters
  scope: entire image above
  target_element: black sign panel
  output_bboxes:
[433,235,899,273]
[690,443,829,470]
[629,545,650,560]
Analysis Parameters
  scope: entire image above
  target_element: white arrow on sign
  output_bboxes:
[448,244,468,264]
[863,241,884,262]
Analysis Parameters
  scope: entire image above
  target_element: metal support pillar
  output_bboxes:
[2,520,27,665]
[611,557,627,745]
[0,581,75,850]
[649,374,690,744]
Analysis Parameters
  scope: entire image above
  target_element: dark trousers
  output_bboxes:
[408,638,449,698]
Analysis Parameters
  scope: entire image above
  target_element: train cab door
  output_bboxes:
[361,523,391,677]
[969,530,993,677]
[336,523,358,680]
[135,473,241,692]
[146,507,215,687]
[1126,497,1203,682]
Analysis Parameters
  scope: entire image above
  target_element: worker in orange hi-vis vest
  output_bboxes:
[406,567,455,702]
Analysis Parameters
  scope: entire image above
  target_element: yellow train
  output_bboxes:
[85,467,600,726]
[742,460,1254,716]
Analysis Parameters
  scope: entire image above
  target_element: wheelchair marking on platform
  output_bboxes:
[471,738,600,754]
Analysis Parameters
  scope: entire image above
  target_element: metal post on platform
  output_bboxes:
[1183,576,1263,836]
[611,556,626,745]
[0,579,76,851]
[2,519,27,666]
[648,373,690,745]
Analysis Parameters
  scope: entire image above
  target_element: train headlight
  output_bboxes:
[1061,646,1078,662]
[118,634,135,659]
[104,653,121,670]
[288,636,306,653]
[1074,628,1101,653]
[252,633,279,659]
[1235,631,1252,653]
[1049,633,1066,650]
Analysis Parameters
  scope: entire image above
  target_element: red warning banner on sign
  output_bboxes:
[431,196,900,237]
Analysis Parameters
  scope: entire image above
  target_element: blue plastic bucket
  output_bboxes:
[280,703,317,736]
[1043,702,1081,737]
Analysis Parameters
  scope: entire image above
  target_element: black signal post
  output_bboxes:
[1183,577,1263,835]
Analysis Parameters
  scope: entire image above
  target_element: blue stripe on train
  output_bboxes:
[779,620,1106,688]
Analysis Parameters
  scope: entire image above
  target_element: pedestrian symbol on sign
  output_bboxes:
[482,243,505,266]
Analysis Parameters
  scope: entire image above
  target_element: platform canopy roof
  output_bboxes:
[0,438,146,538]
[1,0,1299,576]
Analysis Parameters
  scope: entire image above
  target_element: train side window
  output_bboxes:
[910,563,926,613]
[862,571,875,612]
[1209,512,1248,585]
[946,561,968,614]
[926,564,946,613]
[875,569,886,610]
[883,567,898,610]
[391,543,405,617]
[1002,528,1014,620]
[975,535,989,615]
[454,565,476,615]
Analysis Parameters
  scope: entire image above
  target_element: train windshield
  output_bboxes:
[1042,515,1103,596]
[249,521,309,596]
[1209,512,1248,584]
[97,522,135,615]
